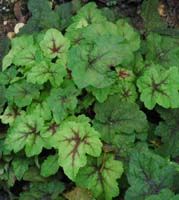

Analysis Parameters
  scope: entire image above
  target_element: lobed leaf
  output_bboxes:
[53,116,102,180]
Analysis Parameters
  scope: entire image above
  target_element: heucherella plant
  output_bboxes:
[0,2,179,200]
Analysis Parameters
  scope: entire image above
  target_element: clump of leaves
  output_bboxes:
[0,2,179,200]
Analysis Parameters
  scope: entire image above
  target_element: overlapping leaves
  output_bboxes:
[155,108,179,158]
[1,1,179,200]
[125,150,177,200]
[94,94,148,142]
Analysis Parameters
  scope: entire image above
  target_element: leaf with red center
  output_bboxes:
[41,121,60,149]
[4,112,45,157]
[54,116,102,180]
[40,28,70,60]
[137,65,179,109]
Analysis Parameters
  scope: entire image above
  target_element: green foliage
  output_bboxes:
[20,0,60,34]
[155,108,179,158]
[53,115,102,180]
[94,95,148,142]
[76,153,123,200]
[125,150,177,200]
[137,66,179,109]
[144,33,179,67]
[19,181,65,200]
[1,2,179,200]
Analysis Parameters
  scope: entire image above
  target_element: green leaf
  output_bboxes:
[27,60,67,87]
[76,153,123,200]
[53,116,102,180]
[94,95,148,142]
[68,35,133,88]
[40,154,59,177]
[55,2,73,30]
[46,81,79,123]
[20,0,60,34]
[87,86,110,103]
[110,81,137,103]
[125,150,176,200]
[67,2,106,31]
[23,167,46,182]
[137,66,179,109]
[13,45,37,67]
[0,67,17,85]
[155,108,179,158]
[12,158,29,180]
[111,133,135,157]
[144,33,179,68]
[2,35,34,71]
[5,113,45,157]
[40,121,60,149]
[145,189,176,200]
[40,28,70,59]
[116,19,140,51]
[27,100,52,121]
[6,80,40,108]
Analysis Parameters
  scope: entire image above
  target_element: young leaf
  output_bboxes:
[5,113,45,157]
[53,116,102,180]
[137,66,179,109]
[94,95,148,142]
[76,153,123,200]
[6,80,40,108]
[40,28,70,59]
[125,150,176,200]
[27,60,67,87]
[40,154,59,177]
[110,81,137,103]
[67,2,107,31]
[87,86,111,103]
